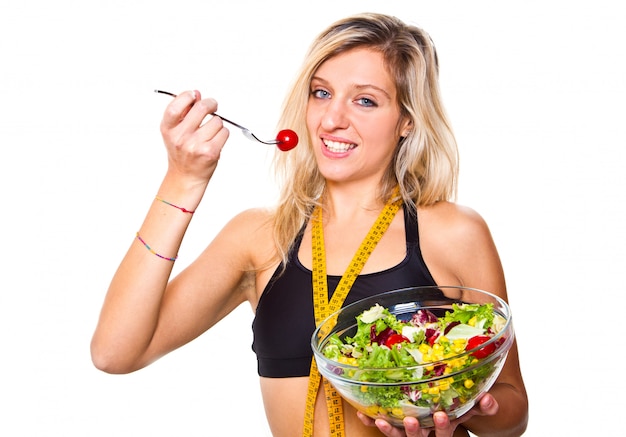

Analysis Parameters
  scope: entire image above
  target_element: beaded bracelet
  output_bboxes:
[155,196,195,214]
[136,232,178,262]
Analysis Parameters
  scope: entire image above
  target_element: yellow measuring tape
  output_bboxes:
[303,189,402,437]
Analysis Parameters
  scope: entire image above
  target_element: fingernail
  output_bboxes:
[434,413,447,426]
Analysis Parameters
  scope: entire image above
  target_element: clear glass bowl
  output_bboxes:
[311,286,514,428]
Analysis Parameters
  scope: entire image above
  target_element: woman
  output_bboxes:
[91,13,528,437]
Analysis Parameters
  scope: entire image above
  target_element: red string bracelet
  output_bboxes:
[155,196,195,214]
[136,232,178,262]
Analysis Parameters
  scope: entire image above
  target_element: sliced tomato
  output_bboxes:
[384,333,410,348]
[465,335,496,359]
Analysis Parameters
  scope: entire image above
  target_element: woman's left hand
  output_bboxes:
[357,393,499,437]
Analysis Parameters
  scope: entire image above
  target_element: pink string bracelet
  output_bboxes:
[155,196,195,214]
[136,232,178,262]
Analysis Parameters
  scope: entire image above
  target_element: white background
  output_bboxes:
[1,1,624,436]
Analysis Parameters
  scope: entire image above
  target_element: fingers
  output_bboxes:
[431,411,453,436]
[478,393,499,416]
[401,416,422,436]
[160,90,201,130]
[373,418,409,437]
[156,90,230,182]
[357,412,405,437]
[160,90,223,135]
[365,416,426,437]
[356,411,376,427]
[359,411,455,437]
[358,397,500,437]
[159,90,227,151]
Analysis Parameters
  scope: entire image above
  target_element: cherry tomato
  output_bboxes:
[384,333,410,348]
[466,335,496,359]
[276,129,298,151]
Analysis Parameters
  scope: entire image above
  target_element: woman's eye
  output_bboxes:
[312,89,331,99]
[357,97,377,107]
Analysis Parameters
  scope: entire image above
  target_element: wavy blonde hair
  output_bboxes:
[270,12,458,265]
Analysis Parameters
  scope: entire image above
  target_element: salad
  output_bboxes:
[321,302,508,421]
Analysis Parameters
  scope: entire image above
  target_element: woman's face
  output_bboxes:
[306,47,410,186]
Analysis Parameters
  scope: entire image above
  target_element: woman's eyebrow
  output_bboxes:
[354,84,392,100]
[311,76,392,99]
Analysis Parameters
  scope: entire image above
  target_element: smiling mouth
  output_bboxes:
[323,139,356,153]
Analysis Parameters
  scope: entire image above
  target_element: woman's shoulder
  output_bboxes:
[193,207,278,289]
[417,201,502,286]
[418,201,490,237]
[220,207,275,240]
[230,206,275,224]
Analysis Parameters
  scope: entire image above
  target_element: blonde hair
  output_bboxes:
[271,12,459,265]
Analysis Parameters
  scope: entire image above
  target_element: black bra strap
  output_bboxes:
[403,206,419,245]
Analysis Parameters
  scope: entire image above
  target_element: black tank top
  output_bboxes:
[251,207,437,377]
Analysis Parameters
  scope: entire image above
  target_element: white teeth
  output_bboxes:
[323,139,355,153]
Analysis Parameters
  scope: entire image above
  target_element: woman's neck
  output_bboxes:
[321,182,385,224]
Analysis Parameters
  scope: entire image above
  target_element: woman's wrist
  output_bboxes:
[156,170,209,213]
[154,196,195,214]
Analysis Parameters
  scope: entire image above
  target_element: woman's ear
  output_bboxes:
[400,118,413,138]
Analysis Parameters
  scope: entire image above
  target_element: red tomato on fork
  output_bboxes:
[276,129,298,151]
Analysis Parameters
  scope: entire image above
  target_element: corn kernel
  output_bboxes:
[451,357,467,369]
[365,405,379,415]
[464,379,474,389]
[428,386,440,395]
[452,345,465,354]
[361,385,368,393]
[391,408,404,417]
[468,316,477,326]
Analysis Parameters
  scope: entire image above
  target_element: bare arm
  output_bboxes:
[90,90,258,373]
[365,203,528,437]
[423,202,529,436]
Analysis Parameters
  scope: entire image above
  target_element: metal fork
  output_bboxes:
[154,89,279,145]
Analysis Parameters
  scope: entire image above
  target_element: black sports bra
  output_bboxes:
[251,206,437,378]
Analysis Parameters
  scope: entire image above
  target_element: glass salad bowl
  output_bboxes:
[311,286,514,428]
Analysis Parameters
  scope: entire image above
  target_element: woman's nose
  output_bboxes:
[320,100,349,131]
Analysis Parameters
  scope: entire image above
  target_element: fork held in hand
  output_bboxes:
[154,89,280,145]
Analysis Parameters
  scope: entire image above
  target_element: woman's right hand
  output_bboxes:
[160,90,230,187]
